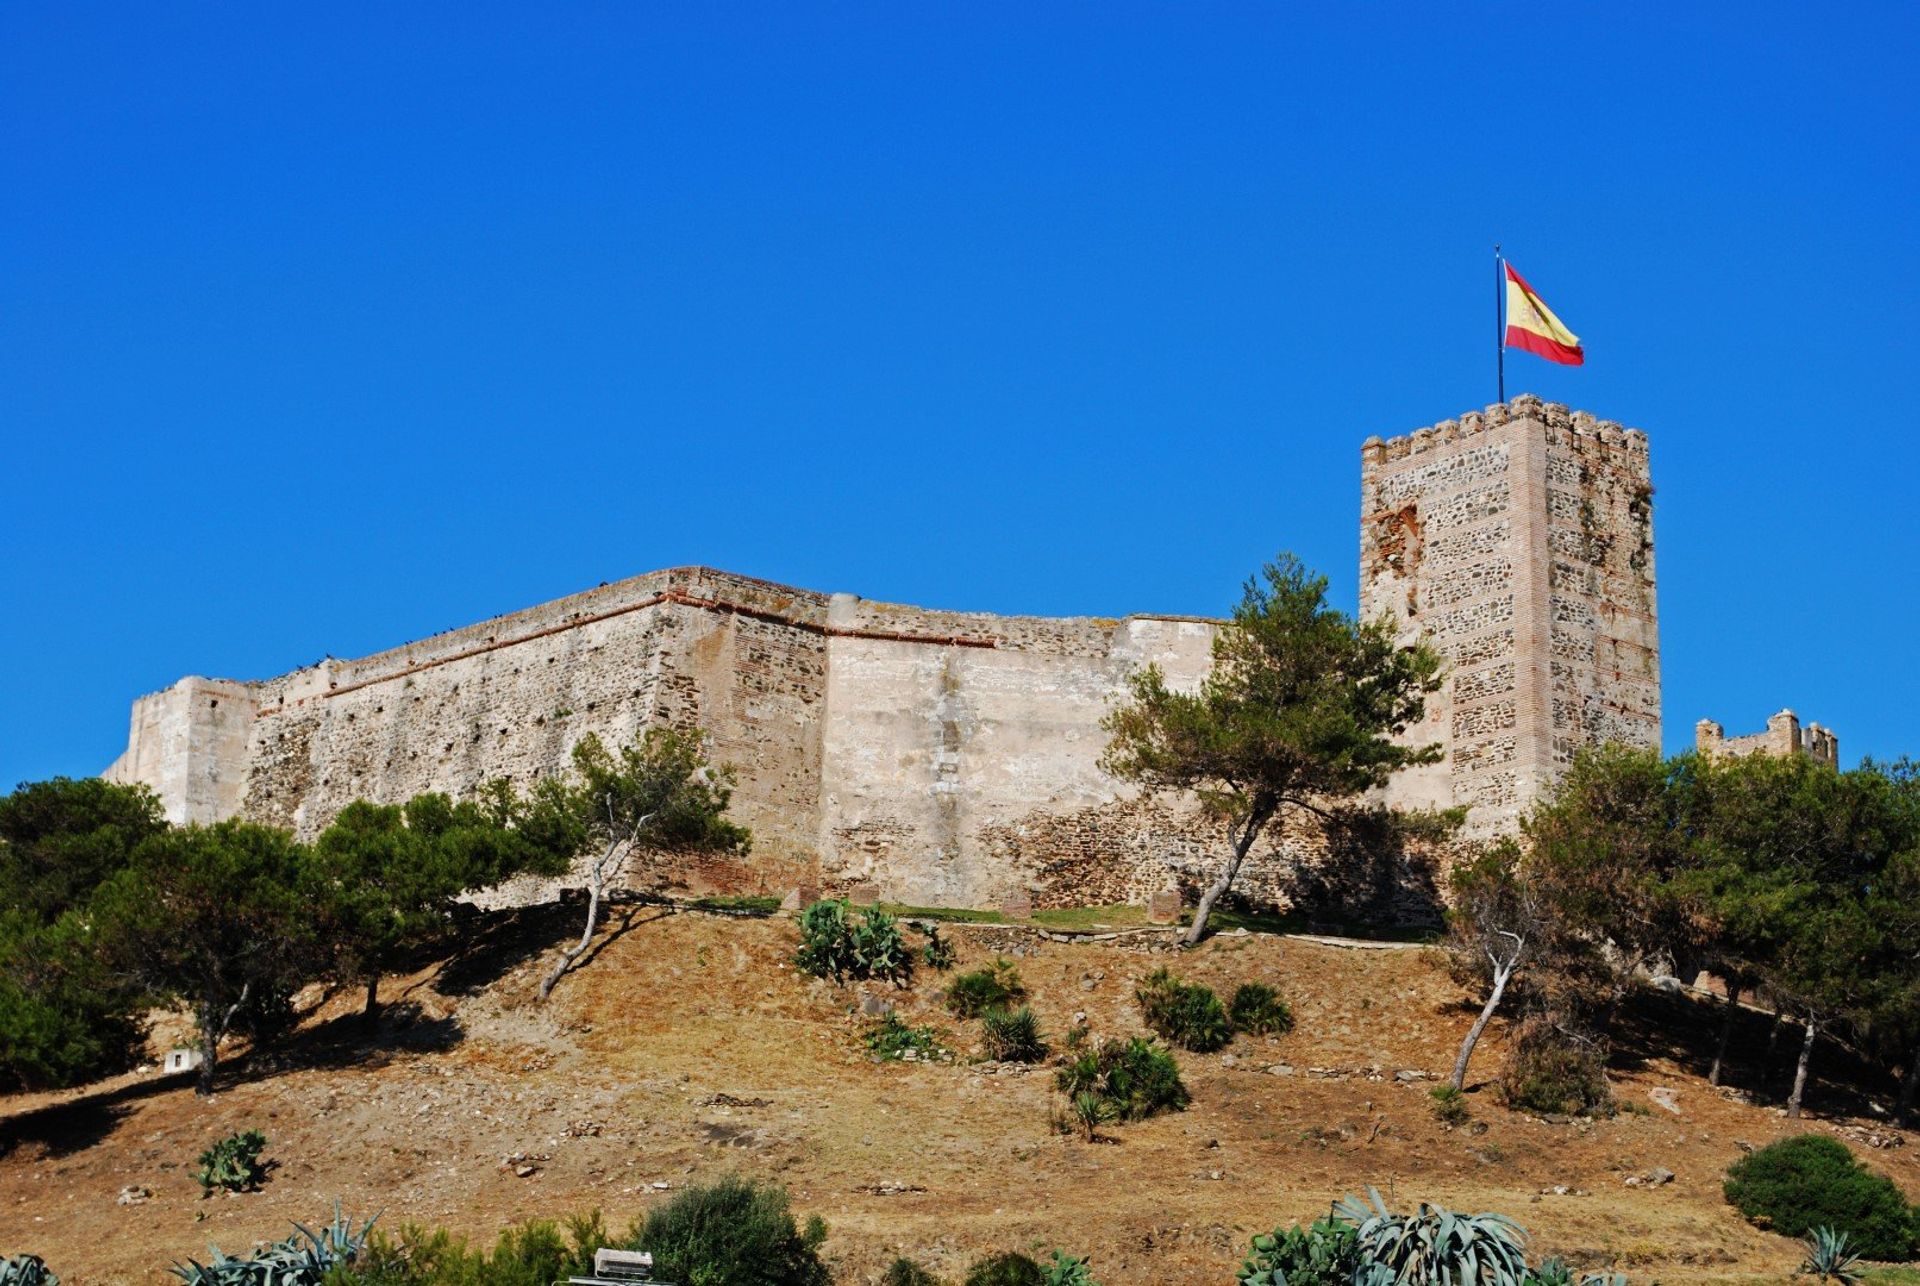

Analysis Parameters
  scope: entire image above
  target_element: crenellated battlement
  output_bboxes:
[1362,397,1649,467]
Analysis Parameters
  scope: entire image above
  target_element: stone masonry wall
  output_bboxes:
[1361,396,1660,833]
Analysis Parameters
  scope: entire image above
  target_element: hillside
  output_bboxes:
[1,904,1910,1285]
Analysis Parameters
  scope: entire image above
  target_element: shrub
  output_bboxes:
[1135,969,1232,1053]
[981,1006,1048,1063]
[963,1253,1045,1286]
[170,1207,376,1286]
[1429,1085,1471,1127]
[632,1175,831,1286]
[1334,1188,1528,1286]
[1237,1218,1360,1286]
[1055,1037,1189,1121]
[195,1129,269,1196]
[864,1014,944,1062]
[0,1256,57,1286]
[1499,1018,1611,1116]
[946,960,1025,1019]
[1228,983,1295,1037]
[340,1214,604,1286]
[883,1259,942,1286]
[796,901,911,983]
[1725,1135,1920,1261]
[1041,1252,1098,1286]
[919,926,956,972]
[1062,1090,1115,1141]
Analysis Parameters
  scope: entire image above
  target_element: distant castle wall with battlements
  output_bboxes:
[107,395,1661,916]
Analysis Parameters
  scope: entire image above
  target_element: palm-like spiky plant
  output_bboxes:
[1335,1188,1530,1286]
[0,1255,58,1286]
[1800,1227,1863,1285]
[170,1206,377,1286]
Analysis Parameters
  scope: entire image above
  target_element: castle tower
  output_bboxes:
[1361,395,1660,834]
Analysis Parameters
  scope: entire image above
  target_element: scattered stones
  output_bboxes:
[1836,1124,1905,1150]
[855,1182,927,1196]
[1220,1054,1239,1068]
[1394,1069,1428,1083]
[699,1093,771,1108]
[1624,1167,1675,1188]
[562,1119,603,1138]
[859,992,895,1018]
[1266,1064,1295,1077]
[117,1185,151,1206]
[1648,1087,1682,1115]
[501,1151,549,1178]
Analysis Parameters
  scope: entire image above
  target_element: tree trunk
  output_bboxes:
[1787,1014,1818,1119]
[539,839,620,1000]
[1765,1004,1787,1062]
[362,975,381,1024]
[1898,1039,1920,1126]
[1450,959,1514,1091]
[1708,978,1742,1087]
[194,999,221,1098]
[1182,812,1266,947]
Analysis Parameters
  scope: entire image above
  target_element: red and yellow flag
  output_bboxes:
[1503,261,1583,366]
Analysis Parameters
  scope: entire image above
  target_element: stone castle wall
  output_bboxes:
[1361,395,1660,833]
[1697,710,1838,769]
[108,399,1659,918]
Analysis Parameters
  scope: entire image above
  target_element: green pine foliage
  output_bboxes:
[339,1213,605,1286]
[946,959,1026,1018]
[1227,982,1295,1036]
[1429,1085,1471,1126]
[1724,1135,1920,1261]
[1135,968,1232,1052]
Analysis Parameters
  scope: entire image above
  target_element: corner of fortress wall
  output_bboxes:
[1360,396,1660,834]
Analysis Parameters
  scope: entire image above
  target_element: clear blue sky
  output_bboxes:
[4,3,1916,789]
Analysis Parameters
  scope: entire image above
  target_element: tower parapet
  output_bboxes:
[1362,397,1660,833]
[1697,710,1839,769]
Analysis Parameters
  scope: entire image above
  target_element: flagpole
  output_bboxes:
[1494,244,1506,404]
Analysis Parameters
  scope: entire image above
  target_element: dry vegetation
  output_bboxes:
[2,904,1912,1284]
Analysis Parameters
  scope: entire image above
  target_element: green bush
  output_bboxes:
[1237,1218,1359,1286]
[1228,983,1295,1037]
[946,959,1025,1019]
[795,901,911,983]
[1429,1085,1470,1127]
[342,1214,602,1286]
[1041,1252,1098,1286]
[1055,1036,1189,1121]
[0,1255,58,1286]
[1724,1135,1920,1261]
[1135,968,1232,1052]
[1499,1018,1611,1116]
[632,1175,831,1286]
[919,926,955,972]
[963,1253,1045,1286]
[864,1014,944,1062]
[980,1006,1048,1063]
[882,1258,942,1286]
[194,1129,269,1196]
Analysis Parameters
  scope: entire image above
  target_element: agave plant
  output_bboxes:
[170,1206,377,1286]
[0,1255,58,1286]
[1800,1227,1863,1285]
[1335,1188,1530,1286]
[1042,1251,1099,1286]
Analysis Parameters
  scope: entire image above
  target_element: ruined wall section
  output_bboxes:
[1362,397,1658,833]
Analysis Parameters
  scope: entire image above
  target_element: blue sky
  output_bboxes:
[3,3,1916,788]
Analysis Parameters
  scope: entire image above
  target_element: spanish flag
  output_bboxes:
[1503,261,1583,366]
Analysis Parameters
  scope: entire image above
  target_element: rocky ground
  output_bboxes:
[1,903,1912,1284]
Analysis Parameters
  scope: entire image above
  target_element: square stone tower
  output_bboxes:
[1361,395,1660,834]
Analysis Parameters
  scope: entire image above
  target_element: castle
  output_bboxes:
[105,396,1664,914]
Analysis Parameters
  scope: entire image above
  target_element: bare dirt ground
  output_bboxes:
[3,904,1913,1285]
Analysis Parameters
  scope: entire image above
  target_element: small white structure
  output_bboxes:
[162,1047,205,1076]
[570,1249,659,1285]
